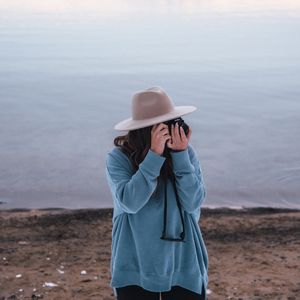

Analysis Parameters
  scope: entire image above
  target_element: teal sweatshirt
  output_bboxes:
[105,144,208,297]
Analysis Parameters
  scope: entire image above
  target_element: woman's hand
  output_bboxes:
[166,122,192,151]
[150,123,171,156]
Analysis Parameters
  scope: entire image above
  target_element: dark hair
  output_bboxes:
[113,125,175,195]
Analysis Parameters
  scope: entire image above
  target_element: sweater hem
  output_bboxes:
[110,269,208,295]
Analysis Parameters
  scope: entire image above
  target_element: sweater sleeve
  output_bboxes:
[105,148,166,214]
[170,144,206,213]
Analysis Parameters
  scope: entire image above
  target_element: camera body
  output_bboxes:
[162,117,189,157]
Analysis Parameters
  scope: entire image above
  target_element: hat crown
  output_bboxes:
[132,87,175,121]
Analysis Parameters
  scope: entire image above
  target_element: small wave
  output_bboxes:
[0,198,11,205]
[203,205,244,210]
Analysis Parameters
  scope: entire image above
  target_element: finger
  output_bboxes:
[180,126,186,137]
[180,126,187,141]
[187,127,192,140]
[163,133,171,140]
[166,139,173,148]
[163,137,172,145]
[174,123,181,141]
[171,124,175,139]
[159,124,169,132]
[161,128,170,135]
[154,123,167,134]
[155,129,169,140]
[151,124,158,134]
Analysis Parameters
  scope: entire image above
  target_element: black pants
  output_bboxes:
[116,284,205,300]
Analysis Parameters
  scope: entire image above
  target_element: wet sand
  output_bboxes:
[0,207,299,300]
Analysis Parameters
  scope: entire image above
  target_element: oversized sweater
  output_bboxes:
[105,143,208,297]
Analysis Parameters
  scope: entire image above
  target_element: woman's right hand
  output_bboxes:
[150,123,171,156]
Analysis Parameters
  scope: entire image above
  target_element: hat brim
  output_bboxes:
[114,106,197,131]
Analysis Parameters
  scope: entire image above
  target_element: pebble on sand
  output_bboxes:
[43,282,58,288]
[18,241,29,245]
[56,268,65,274]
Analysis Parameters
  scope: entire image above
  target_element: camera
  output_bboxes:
[162,117,189,157]
[164,117,189,136]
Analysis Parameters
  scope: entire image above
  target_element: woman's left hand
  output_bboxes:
[166,123,192,151]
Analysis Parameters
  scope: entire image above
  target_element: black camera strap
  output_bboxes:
[160,176,186,242]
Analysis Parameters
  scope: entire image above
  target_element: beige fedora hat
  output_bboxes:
[114,87,197,131]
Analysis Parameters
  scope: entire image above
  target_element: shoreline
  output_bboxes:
[1,207,299,299]
[1,206,299,213]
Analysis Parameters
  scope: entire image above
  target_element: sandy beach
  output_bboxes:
[0,207,299,300]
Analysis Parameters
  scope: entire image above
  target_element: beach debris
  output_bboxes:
[56,268,65,274]
[18,240,29,245]
[33,288,37,292]
[32,292,43,299]
[16,274,22,278]
[206,288,212,295]
[19,289,23,292]
[3,257,6,260]
[80,270,87,275]
[43,282,58,288]
[94,276,98,280]
[46,257,50,260]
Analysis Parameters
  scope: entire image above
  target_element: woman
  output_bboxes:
[105,87,208,300]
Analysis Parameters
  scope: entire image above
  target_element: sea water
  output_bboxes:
[0,0,299,209]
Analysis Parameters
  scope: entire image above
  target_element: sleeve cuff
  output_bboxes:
[170,148,195,172]
[140,149,166,176]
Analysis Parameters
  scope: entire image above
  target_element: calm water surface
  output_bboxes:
[0,0,300,209]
